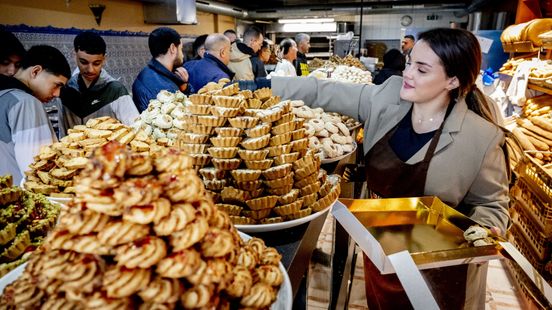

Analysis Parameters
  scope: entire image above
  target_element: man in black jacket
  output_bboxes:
[295,33,310,76]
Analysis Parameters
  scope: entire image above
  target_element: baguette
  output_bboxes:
[531,116,552,132]
[528,135,549,151]
[512,127,536,150]
[520,120,552,141]
[520,127,552,146]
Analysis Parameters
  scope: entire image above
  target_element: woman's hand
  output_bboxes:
[489,226,502,236]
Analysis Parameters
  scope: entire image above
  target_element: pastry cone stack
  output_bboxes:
[0,141,283,309]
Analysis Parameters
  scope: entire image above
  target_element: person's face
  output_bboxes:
[249,35,264,53]
[220,42,232,65]
[400,40,459,104]
[75,50,104,84]
[286,42,298,61]
[259,47,270,63]
[298,39,310,54]
[225,33,237,43]
[0,54,22,77]
[172,43,184,67]
[401,38,415,54]
[197,46,205,58]
[28,66,67,102]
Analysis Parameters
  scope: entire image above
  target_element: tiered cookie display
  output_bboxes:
[291,101,356,161]
[174,83,341,225]
[0,141,285,309]
[0,175,60,277]
[23,117,161,198]
[132,90,190,146]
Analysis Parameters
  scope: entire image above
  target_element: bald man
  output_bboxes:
[184,33,235,93]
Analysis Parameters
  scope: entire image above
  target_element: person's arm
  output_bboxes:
[111,95,140,125]
[462,128,510,234]
[132,80,152,113]
[8,96,56,177]
[271,76,377,123]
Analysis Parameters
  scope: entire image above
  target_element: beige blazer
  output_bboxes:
[272,75,510,232]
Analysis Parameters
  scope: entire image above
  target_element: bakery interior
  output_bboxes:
[1,0,552,309]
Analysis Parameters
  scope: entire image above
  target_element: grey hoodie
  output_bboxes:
[57,69,139,137]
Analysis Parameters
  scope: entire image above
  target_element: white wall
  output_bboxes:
[358,12,468,40]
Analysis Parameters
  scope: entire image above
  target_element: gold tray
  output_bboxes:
[338,197,503,270]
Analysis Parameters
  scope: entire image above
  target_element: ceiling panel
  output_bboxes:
[215,0,470,10]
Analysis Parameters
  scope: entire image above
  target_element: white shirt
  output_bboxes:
[274,59,297,77]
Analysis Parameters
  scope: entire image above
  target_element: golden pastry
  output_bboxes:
[114,236,167,269]
[200,228,235,257]
[97,220,150,246]
[225,266,253,298]
[240,283,275,308]
[180,284,214,309]
[123,197,171,225]
[138,276,183,304]
[256,264,283,286]
[154,203,196,236]
[169,217,209,251]
[85,291,132,309]
[103,265,151,298]
[157,249,202,278]
[58,254,103,293]
[159,173,204,203]
[237,246,259,270]
[59,208,110,235]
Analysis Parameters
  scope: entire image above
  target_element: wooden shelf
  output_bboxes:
[528,83,552,96]
[499,72,552,96]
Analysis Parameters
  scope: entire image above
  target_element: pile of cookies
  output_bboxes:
[326,112,362,130]
[292,101,356,160]
[0,142,284,309]
[132,90,190,146]
[0,175,60,278]
[330,65,373,85]
[173,83,340,225]
[23,117,162,198]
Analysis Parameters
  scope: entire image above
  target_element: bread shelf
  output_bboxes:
[499,72,552,96]
[528,83,552,95]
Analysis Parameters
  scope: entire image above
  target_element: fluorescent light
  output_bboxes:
[278,18,334,24]
[282,22,336,33]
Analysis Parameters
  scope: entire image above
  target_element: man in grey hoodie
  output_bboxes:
[0,45,70,184]
[57,31,139,137]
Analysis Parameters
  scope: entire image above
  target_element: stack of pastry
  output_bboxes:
[173,82,340,225]
[132,90,189,146]
[0,175,60,277]
[23,116,162,198]
[0,141,284,309]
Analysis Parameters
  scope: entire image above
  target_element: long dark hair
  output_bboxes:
[418,28,497,125]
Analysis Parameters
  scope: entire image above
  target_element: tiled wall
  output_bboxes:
[357,12,468,40]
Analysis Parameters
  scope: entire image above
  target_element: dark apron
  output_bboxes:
[362,120,469,310]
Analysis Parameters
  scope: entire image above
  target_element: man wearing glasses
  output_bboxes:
[227,26,267,81]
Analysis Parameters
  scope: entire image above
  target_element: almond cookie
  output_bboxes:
[123,197,172,225]
[226,266,253,298]
[97,220,150,246]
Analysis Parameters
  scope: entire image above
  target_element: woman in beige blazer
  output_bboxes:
[270,28,510,309]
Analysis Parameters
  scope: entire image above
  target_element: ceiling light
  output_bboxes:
[278,18,335,24]
[282,22,337,33]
